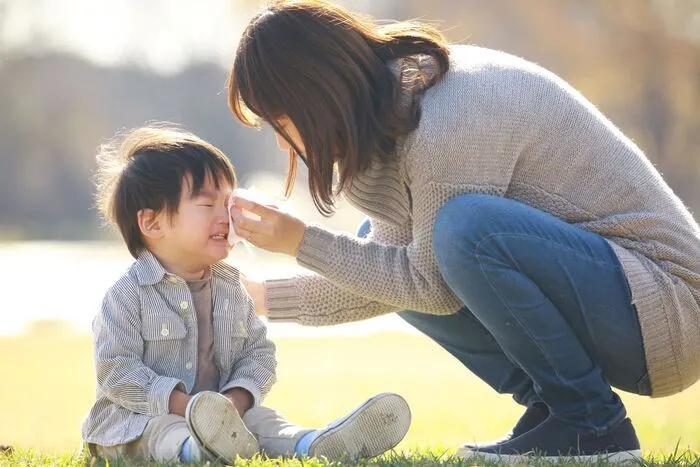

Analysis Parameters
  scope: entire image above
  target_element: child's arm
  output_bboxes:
[93,277,186,417]
[220,295,277,410]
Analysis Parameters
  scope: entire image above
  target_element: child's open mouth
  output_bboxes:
[210,233,228,241]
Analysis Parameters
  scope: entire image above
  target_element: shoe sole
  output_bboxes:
[455,445,474,458]
[308,393,411,461]
[185,391,259,461]
[461,449,643,464]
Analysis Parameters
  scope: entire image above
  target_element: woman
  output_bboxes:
[227,1,700,462]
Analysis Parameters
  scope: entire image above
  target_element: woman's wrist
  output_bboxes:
[264,277,301,321]
[243,276,268,316]
[291,218,307,257]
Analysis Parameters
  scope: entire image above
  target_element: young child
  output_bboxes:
[81,126,411,463]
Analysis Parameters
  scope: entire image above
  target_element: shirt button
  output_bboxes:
[185,362,193,370]
[169,276,178,284]
[180,301,189,310]
[160,326,169,337]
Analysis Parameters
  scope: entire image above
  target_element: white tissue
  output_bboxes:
[227,187,278,246]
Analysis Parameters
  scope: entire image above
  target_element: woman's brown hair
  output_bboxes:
[228,0,449,215]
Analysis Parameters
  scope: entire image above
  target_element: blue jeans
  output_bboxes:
[358,195,649,435]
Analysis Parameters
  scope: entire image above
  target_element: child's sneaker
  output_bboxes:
[296,392,411,460]
[185,391,259,461]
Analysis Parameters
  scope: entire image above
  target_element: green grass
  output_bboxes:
[2,448,700,466]
[1,328,700,465]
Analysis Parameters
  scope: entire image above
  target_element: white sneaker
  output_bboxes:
[304,393,411,460]
[185,391,259,462]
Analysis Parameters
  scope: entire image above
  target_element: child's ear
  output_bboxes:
[137,209,165,240]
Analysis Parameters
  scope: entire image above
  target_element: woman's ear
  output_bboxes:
[137,209,165,240]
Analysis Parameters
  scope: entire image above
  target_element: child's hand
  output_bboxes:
[231,196,307,256]
[222,387,253,417]
[168,389,192,417]
[242,276,267,317]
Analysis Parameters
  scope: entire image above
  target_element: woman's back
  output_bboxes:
[387,44,700,395]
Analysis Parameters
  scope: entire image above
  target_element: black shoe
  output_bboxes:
[461,416,642,463]
[456,402,549,454]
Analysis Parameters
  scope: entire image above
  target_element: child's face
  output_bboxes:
[160,173,233,269]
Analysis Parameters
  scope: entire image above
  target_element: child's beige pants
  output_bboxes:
[90,406,313,461]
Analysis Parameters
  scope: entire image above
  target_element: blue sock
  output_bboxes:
[294,430,320,457]
[295,405,360,457]
[180,436,198,463]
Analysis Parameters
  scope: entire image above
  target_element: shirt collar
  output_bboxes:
[186,266,212,285]
[133,250,169,286]
[133,250,220,286]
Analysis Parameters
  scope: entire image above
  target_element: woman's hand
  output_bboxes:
[242,276,267,317]
[230,197,307,256]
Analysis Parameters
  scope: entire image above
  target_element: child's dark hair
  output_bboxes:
[95,125,237,258]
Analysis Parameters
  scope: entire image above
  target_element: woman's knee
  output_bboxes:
[357,218,372,238]
[432,194,506,264]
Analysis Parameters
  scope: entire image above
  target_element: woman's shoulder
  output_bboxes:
[401,46,577,185]
[446,44,552,80]
[415,45,582,134]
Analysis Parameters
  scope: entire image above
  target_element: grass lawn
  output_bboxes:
[1,328,699,465]
[3,449,700,466]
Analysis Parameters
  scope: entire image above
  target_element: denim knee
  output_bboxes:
[432,194,505,273]
[357,218,372,238]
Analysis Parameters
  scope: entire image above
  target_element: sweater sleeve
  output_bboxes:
[265,197,462,324]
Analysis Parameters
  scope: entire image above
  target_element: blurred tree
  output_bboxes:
[0,0,6,59]
[0,0,699,239]
[651,0,700,45]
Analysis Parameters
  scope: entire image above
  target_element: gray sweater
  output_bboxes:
[264,45,700,398]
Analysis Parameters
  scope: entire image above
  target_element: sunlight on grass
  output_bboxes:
[0,329,699,464]
[2,448,700,466]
